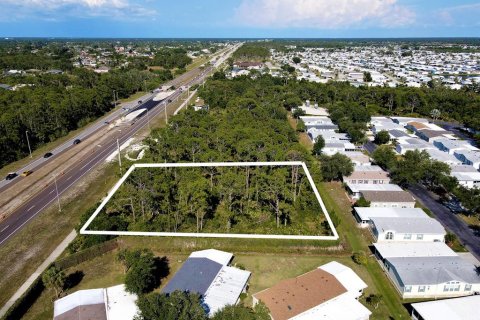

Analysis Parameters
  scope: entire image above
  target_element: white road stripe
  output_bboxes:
[27,205,35,211]
[0,225,9,233]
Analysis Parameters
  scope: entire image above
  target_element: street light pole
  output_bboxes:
[25,130,32,158]
[53,174,61,212]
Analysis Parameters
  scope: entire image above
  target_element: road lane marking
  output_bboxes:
[27,205,35,211]
[0,225,9,233]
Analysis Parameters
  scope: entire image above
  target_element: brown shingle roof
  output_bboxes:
[407,121,429,130]
[345,170,390,181]
[54,304,107,320]
[253,269,347,320]
[361,191,415,203]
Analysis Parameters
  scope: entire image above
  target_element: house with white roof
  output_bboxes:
[383,256,480,298]
[370,217,446,243]
[373,242,457,261]
[162,249,250,317]
[433,138,479,155]
[424,149,463,166]
[53,284,138,320]
[346,183,403,200]
[323,142,357,155]
[454,150,480,169]
[411,295,480,320]
[353,207,428,228]
[451,171,480,189]
[396,138,436,155]
[253,261,371,320]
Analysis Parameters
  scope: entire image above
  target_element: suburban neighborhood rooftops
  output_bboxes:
[293,293,371,320]
[162,258,222,296]
[203,266,251,316]
[53,285,137,320]
[370,217,445,234]
[450,165,479,173]
[425,149,462,164]
[389,129,411,138]
[353,207,428,221]
[189,249,232,266]
[451,171,480,181]
[361,190,416,203]
[253,268,347,320]
[352,165,384,171]
[373,242,457,259]
[386,256,480,285]
[318,261,367,294]
[411,295,480,320]
[435,138,479,152]
[345,170,390,181]
[54,289,106,320]
[347,183,403,193]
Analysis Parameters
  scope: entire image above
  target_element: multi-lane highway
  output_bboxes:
[0,43,240,246]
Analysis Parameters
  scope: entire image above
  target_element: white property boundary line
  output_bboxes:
[80,162,339,240]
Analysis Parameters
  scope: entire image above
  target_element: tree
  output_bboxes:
[366,294,383,310]
[212,304,270,320]
[292,108,306,119]
[430,108,441,121]
[445,232,458,246]
[363,72,372,83]
[320,153,354,181]
[135,291,206,320]
[296,119,306,132]
[372,145,397,170]
[312,136,325,156]
[355,196,370,207]
[123,249,159,295]
[42,266,66,298]
[352,251,367,265]
[374,130,390,145]
[292,57,301,64]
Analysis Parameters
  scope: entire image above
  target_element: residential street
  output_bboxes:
[408,183,480,262]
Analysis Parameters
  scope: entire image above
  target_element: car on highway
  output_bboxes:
[73,139,81,145]
[138,100,143,104]
[5,172,17,180]
[43,152,53,159]
[21,170,33,177]
[104,121,110,125]
[167,99,172,103]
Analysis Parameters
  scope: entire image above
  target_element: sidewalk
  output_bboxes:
[0,230,77,317]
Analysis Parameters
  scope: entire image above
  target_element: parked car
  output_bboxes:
[6,172,17,180]
[43,152,53,158]
[21,170,33,177]
[73,139,81,145]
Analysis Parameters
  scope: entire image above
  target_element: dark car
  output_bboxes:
[6,172,17,180]
[138,100,143,104]
[167,99,172,103]
[73,139,81,145]
[43,152,53,159]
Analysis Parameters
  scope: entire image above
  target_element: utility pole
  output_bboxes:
[53,174,61,212]
[117,138,122,174]
[25,130,32,158]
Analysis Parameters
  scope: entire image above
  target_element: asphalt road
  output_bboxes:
[0,43,240,246]
[408,184,480,262]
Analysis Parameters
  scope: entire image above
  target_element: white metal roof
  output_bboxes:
[204,266,251,316]
[373,242,457,258]
[319,261,367,295]
[292,293,372,320]
[54,288,104,317]
[451,171,480,182]
[189,249,233,266]
[354,207,428,221]
[347,183,403,193]
[411,295,480,320]
[371,217,446,235]
[105,285,138,320]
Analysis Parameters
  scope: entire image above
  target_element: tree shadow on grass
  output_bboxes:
[154,256,170,287]
[64,270,84,290]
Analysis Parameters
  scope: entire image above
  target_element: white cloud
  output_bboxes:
[435,3,480,27]
[0,0,155,21]
[234,0,415,29]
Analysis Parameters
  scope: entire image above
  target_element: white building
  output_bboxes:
[53,285,138,320]
[353,207,429,228]
[411,295,480,320]
[253,261,371,320]
[347,183,403,200]
[370,217,446,243]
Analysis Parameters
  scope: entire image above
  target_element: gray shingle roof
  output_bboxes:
[387,256,480,285]
[162,258,222,296]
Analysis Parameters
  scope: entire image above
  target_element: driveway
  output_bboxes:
[408,183,480,262]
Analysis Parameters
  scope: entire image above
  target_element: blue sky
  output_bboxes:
[1,0,479,38]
